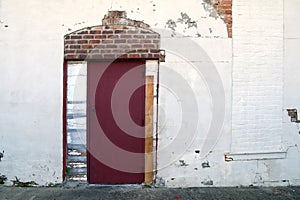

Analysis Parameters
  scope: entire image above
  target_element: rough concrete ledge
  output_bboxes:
[1,186,300,200]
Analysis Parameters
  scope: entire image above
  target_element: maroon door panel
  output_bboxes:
[87,61,145,184]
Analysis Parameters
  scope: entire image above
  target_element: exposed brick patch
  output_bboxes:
[64,11,160,60]
[203,0,232,38]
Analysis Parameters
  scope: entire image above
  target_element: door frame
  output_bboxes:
[63,60,159,184]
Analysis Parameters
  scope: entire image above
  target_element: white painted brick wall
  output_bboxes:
[232,0,284,153]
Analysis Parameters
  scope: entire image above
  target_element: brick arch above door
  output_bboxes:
[64,24,161,61]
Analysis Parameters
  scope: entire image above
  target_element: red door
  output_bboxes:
[87,61,145,184]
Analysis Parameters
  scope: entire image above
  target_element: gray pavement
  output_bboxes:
[1,185,300,200]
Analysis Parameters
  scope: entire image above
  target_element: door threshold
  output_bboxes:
[88,184,142,188]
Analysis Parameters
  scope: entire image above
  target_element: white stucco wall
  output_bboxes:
[156,35,232,187]
[0,0,227,185]
[282,0,300,186]
[0,1,65,185]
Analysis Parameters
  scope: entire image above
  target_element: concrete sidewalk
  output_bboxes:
[1,186,300,200]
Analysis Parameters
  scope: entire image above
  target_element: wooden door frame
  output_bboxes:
[145,75,154,183]
[144,60,159,184]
